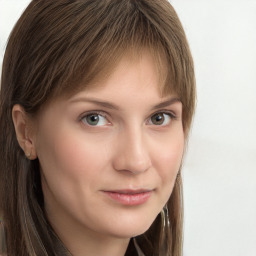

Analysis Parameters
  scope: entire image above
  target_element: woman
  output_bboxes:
[0,0,196,255]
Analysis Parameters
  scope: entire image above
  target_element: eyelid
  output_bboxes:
[79,110,111,127]
[78,110,109,120]
[146,109,178,126]
[149,109,178,119]
[78,109,179,127]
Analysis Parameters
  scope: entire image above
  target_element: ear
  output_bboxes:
[12,104,37,160]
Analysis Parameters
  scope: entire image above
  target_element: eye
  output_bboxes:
[148,112,173,126]
[81,113,109,126]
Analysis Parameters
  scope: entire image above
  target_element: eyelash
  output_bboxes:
[147,110,177,126]
[80,111,110,126]
[150,110,177,120]
[79,110,177,127]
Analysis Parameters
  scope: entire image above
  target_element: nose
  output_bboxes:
[112,127,152,174]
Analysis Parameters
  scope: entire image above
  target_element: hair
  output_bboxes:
[0,0,196,255]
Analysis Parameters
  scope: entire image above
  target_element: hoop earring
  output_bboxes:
[161,204,169,228]
[160,204,170,255]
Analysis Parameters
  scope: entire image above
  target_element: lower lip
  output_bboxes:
[103,191,152,206]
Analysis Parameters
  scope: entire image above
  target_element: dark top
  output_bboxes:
[0,220,144,256]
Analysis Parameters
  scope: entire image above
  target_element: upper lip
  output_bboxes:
[103,189,153,194]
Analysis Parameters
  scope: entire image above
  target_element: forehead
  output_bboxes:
[65,51,181,113]
[87,51,162,92]
[62,48,173,100]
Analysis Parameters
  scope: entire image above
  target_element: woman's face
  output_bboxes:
[33,51,184,241]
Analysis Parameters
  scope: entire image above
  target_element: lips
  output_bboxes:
[102,189,152,206]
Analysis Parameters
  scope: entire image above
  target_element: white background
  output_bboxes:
[1,1,256,255]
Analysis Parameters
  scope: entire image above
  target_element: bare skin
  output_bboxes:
[12,51,184,256]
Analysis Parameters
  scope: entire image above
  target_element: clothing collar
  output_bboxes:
[53,235,145,256]
[133,238,146,256]
[0,222,145,256]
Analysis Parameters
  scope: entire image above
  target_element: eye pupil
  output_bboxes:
[86,114,99,125]
[151,113,164,125]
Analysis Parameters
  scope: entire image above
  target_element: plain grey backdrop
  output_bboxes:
[1,0,256,255]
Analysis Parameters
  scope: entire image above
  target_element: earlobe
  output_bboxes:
[12,104,37,160]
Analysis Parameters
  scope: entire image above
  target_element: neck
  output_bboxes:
[50,215,130,256]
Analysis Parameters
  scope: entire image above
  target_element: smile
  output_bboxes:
[102,189,153,206]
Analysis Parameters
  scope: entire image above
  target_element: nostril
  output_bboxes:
[112,131,152,174]
[113,151,152,174]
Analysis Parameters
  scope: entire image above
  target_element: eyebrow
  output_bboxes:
[69,97,181,111]
[70,97,120,110]
[151,98,181,110]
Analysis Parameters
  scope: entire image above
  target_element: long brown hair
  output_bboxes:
[0,0,196,255]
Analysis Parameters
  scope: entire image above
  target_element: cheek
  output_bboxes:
[37,128,110,213]
[39,131,107,182]
[151,132,184,183]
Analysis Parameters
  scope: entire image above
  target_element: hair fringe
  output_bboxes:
[0,1,195,255]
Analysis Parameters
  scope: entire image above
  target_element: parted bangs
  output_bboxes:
[5,0,195,133]
[0,1,196,255]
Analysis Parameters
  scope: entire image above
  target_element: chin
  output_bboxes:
[106,215,157,239]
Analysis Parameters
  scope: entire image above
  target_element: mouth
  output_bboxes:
[102,189,153,206]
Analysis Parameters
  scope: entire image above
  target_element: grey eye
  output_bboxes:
[82,114,108,126]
